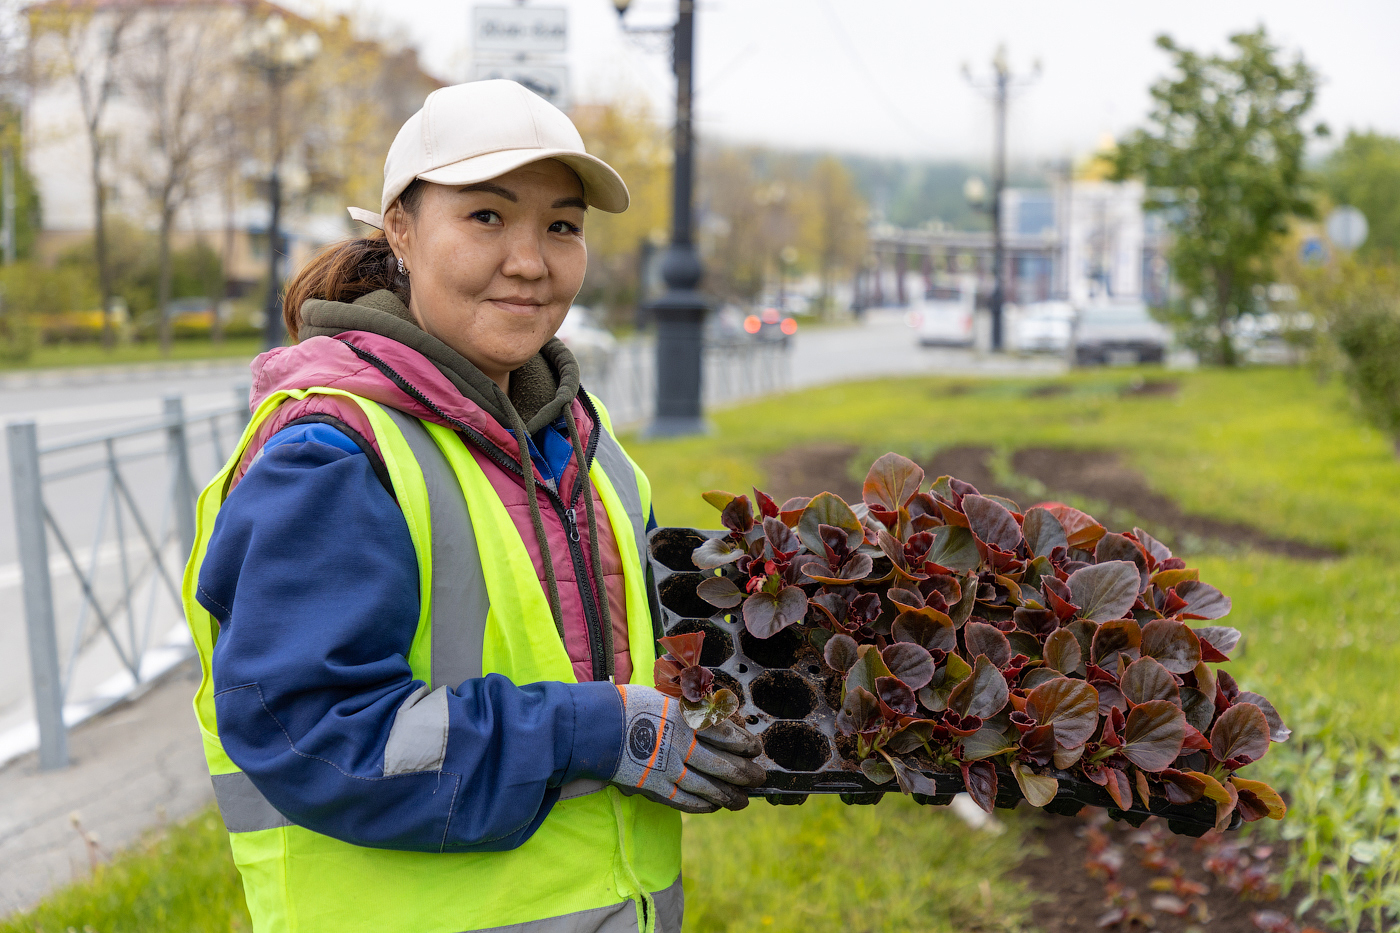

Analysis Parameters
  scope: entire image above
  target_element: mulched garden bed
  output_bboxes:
[1020,809,1320,932]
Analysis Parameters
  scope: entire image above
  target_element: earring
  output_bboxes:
[396,256,407,276]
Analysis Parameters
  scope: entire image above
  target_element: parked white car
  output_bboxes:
[907,279,976,347]
[1012,301,1076,354]
[1072,303,1171,366]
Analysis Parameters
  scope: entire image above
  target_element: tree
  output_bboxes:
[570,98,671,325]
[1112,28,1325,365]
[802,155,868,317]
[1320,132,1400,263]
[27,1,135,349]
[122,6,233,354]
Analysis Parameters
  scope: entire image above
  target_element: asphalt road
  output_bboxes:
[0,315,1066,752]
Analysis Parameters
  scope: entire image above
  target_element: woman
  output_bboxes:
[183,79,764,933]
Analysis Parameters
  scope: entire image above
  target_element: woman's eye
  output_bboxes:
[471,210,502,225]
[549,221,582,235]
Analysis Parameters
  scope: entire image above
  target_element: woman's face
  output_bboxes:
[385,160,588,391]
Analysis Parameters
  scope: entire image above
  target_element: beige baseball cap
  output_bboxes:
[348,79,629,229]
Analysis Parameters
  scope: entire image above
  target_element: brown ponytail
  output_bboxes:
[280,180,426,341]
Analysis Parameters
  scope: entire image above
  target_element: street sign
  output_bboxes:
[1300,237,1327,266]
[470,61,570,108]
[1326,205,1369,252]
[473,6,567,54]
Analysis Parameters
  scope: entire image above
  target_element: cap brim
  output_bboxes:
[417,148,630,213]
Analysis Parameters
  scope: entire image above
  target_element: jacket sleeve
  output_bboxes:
[197,423,624,853]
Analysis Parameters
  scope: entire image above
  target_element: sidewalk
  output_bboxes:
[0,660,212,916]
[0,357,250,391]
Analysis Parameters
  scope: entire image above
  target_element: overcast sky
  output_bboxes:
[292,0,1400,163]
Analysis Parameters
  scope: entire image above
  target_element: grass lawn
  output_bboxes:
[0,337,262,371]
[5,364,1396,932]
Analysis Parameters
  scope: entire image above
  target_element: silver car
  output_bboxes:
[1072,303,1170,366]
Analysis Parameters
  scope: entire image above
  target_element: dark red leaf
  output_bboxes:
[1119,656,1181,706]
[964,621,1012,669]
[963,495,1024,552]
[1022,507,1068,558]
[1236,692,1291,743]
[960,759,999,813]
[881,642,936,690]
[875,675,918,716]
[1140,619,1202,674]
[753,488,780,519]
[1044,627,1084,675]
[719,495,754,535]
[697,574,743,609]
[742,586,808,638]
[1091,618,1142,669]
[823,633,860,673]
[1121,700,1187,772]
[1210,702,1270,765]
[653,657,684,698]
[948,655,1010,720]
[1069,561,1141,622]
[892,611,957,653]
[1174,581,1232,620]
[1039,502,1106,549]
[1026,677,1101,748]
[658,632,705,668]
[863,452,925,512]
[678,665,714,703]
[1195,625,1242,659]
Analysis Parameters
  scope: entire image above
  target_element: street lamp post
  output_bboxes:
[963,47,1039,353]
[238,15,319,350]
[614,0,708,437]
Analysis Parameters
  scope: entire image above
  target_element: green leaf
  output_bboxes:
[961,721,1017,760]
[1044,627,1083,675]
[1026,677,1100,748]
[1139,619,1202,674]
[863,452,925,511]
[696,574,743,609]
[1210,702,1270,763]
[1022,507,1068,558]
[1012,761,1059,807]
[860,757,896,784]
[1119,657,1181,706]
[918,652,971,712]
[702,490,737,512]
[681,687,740,731]
[948,655,1009,720]
[924,525,981,572]
[797,492,863,555]
[1120,699,1187,772]
[1068,560,1141,622]
[845,644,894,696]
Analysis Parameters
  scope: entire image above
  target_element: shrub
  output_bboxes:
[1315,265,1400,453]
[675,452,1288,831]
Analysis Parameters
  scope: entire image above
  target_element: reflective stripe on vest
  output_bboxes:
[186,388,680,933]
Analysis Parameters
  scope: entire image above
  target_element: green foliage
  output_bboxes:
[0,260,92,360]
[55,223,223,325]
[1112,29,1325,365]
[0,101,44,261]
[1255,708,1400,933]
[1320,132,1400,262]
[0,804,249,933]
[681,795,1038,932]
[1297,262,1400,451]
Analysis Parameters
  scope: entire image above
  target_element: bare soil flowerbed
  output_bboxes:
[1020,809,1320,932]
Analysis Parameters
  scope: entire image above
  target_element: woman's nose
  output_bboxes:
[500,229,548,280]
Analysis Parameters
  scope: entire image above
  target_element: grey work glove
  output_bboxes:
[611,684,766,813]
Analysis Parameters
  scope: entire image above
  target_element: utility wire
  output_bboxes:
[815,0,936,150]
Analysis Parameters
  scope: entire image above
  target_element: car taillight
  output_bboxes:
[780,318,797,336]
[743,315,762,334]
[906,312,923,327]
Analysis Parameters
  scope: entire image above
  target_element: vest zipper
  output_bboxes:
[336,339,613,682]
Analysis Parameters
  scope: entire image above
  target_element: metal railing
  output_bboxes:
[8,391,249,769]
[583,336,792,429]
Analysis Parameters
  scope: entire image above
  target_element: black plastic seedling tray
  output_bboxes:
[648,527,1236,836]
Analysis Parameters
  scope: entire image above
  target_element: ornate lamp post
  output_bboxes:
[613,0,708,437]
[238,14,320,350]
